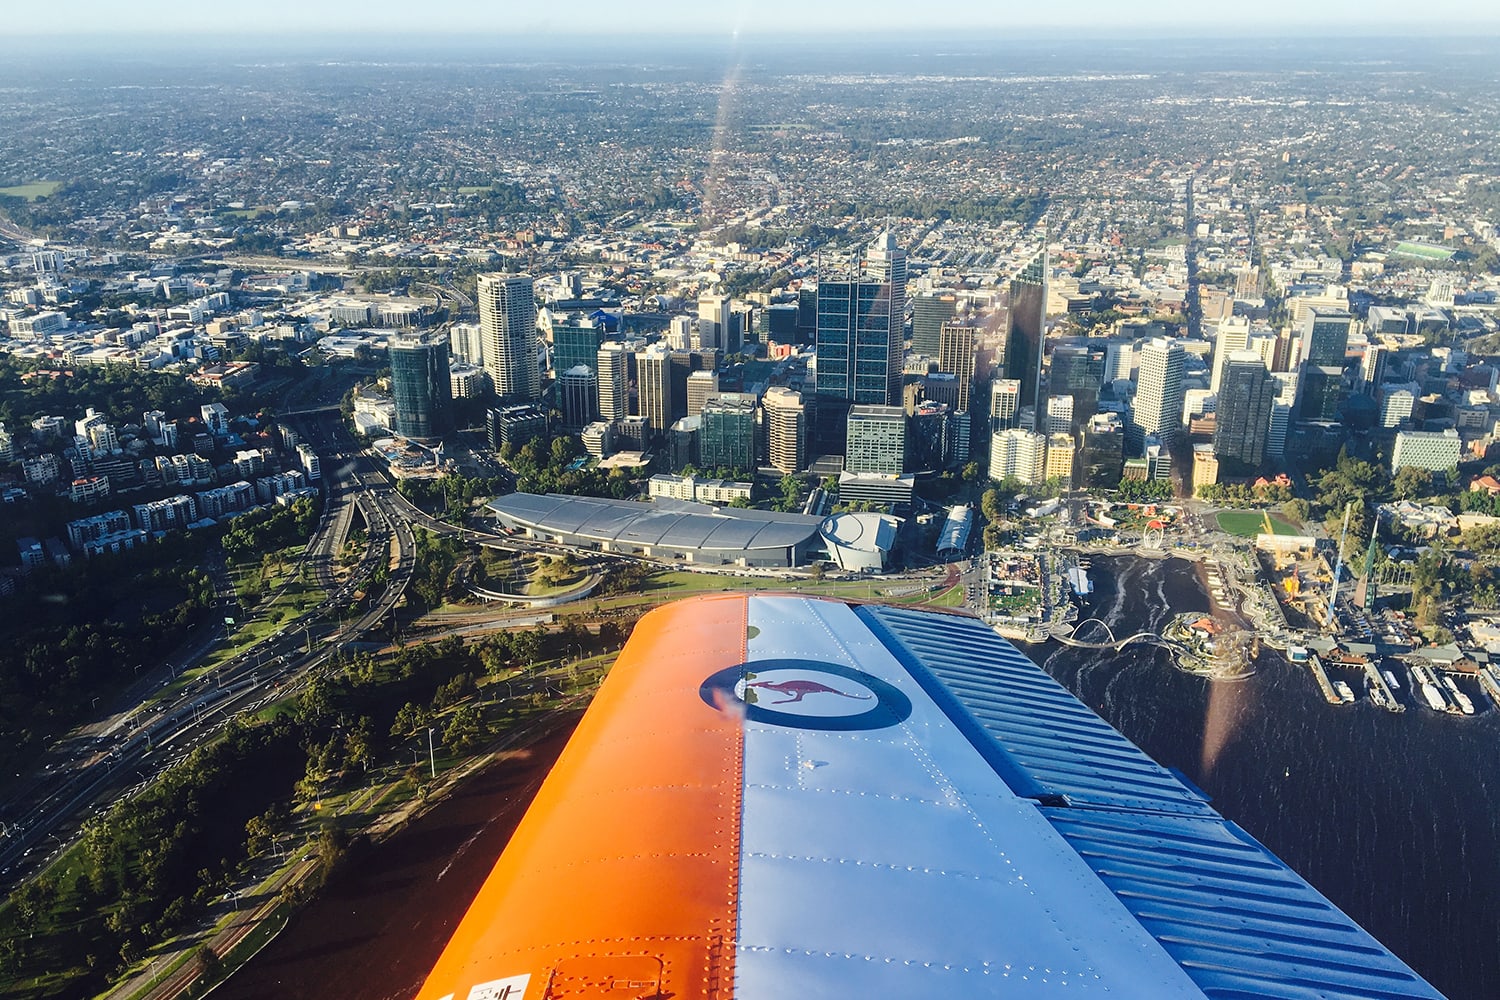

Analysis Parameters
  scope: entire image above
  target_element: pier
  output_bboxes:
[1363,661,1404,713]
[1478,667,1500,711]
[1306,652,1343,705]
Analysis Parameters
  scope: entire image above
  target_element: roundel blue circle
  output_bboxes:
[700,658,912,731]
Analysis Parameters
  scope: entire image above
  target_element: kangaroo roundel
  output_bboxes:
[700,658,912,731]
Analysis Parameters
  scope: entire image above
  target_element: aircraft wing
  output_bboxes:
[416,593,1444,1000]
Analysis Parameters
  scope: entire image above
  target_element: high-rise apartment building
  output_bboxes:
[937,322,977,413]
[988,428,1046,485]
[1212,351,1275,468]
[1130,337,1185,447]
[1004,251,1047,416]
[390,332,452,441]
[762,387,806,475]
[449,322,484,367]
[1266,372,1298,460]
[478,273,540,402]
[815,232,907,406]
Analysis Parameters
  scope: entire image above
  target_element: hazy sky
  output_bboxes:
[8,0,1498,36]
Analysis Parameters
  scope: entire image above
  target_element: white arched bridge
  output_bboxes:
[1049,618,1170,652]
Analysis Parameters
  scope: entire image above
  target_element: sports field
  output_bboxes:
[0,181,62,201]
[1216,510,1299,537]
[1392,241,1455,261]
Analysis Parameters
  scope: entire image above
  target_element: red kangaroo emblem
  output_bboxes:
[745,679,873,704]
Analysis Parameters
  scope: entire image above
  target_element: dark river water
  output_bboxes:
[1027,554,1500,1000]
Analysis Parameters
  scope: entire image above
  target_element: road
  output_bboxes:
[0,412,416,891]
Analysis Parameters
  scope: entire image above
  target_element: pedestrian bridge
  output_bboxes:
[1050,618,1166,651]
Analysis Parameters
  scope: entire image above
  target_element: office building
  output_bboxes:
[1303,308,1352,367]
[1045,395,1074,436]
[1004,251,1047,416]
[762,387,806,475]
[1049,345,1107,401]
[700,393,758,471]
[1081,413,1125,487]
[636,346,673,438]
[1298,366,1344,423]
[687,370,720,418]
[1213,352,1275,469]
[1359,345,1387,396]
[478,273,541,402]
[815,232,907,406]
[1130,337,1185,446]
[390,332,453,441]
[990,379,1022,433]
[911,291,959,356]
[597,342,630,422]
[488,404,549,451]
[1209,317,1251,394]
[846,405,908,476]
[697,293,731,352]
[937,322,977,412]
[1266,372,1298,460]
[558,365,598,431]
[551,314,607,376]
[1380,384,1419,429]
[1045,433,1075,487]
[1391,429,1460,473]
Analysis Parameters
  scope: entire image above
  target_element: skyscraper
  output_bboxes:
[911,291,958,356]
[551,314,607,377]
[596,342,630,422]
[1004,251,1047,417]
[990,379,1022,433]
[699,394,758,471]
[1302,308,1352,367]
[686,370,719,418]
[557,365,598,431]
[845,405,907,475]
[390,332,452,441]
[1130,337,1185,447]
[697,293,731,352]
[988,428,1046,485]
[1212,351,1275,469]
[1045,395,1074,436]
[478,274,540,402]
[815,232,907,406]
[937,321,977,413]
[762,387,806,475]
[1209,316,1251,394]
[635,346,673,437]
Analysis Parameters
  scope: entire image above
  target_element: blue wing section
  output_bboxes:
[858,602,1445,1000]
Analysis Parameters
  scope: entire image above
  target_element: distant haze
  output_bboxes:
[8,0,1499,37]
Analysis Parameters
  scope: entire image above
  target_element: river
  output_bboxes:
[1028,554,1500,1000]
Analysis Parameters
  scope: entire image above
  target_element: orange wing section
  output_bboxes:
[415,593,749,1000]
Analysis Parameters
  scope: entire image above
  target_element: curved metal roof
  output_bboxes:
[488,492,823,555]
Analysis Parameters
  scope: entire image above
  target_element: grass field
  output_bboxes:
[1217,510,1299,538]
[1392,241,1455,261]
[0,180,62,200]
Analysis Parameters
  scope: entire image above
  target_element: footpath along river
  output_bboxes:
[1029,553,1500,1000]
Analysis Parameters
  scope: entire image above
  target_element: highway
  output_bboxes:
[0,412,419,891]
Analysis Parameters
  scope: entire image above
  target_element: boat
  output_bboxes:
[1383,669,1400,691]
[1441,675,1475,716]
[1333,680,1355,704]
[1420,682,1447,712]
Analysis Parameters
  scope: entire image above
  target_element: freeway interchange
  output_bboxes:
[0,413,447,892]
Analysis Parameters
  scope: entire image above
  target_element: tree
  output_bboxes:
[1393,466,1435,501]
[443,704,485,754]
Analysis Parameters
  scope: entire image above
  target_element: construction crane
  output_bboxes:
[1326,501,1353,628]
